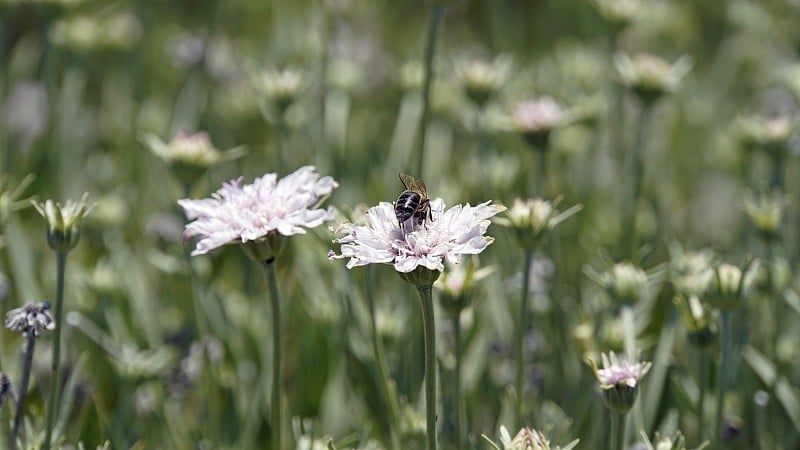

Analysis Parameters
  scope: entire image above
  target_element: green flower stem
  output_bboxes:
[696,348,708,441]
[42,251,67,450]
[623,104,651,258]
[451,310,464,450]
[416,284,438,450]
[515,249,534,428]
[714,310,733,450]
[416,4,444,178]
[366,266,401,450]
[276,117,290,174]
[260,259,283,450]
[11,334,35,450]
[769,153,785,191]
[610,412,628,450]
[536,147,549,197]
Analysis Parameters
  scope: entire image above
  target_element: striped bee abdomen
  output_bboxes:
[395,190,421,224]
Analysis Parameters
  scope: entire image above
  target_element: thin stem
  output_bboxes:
[276,117,290,174]
[416,284,437,450]
[42,251,67,450]
[515,249,534,428]
[416,4,444,177]
[714,310,733,450]
[261,259,283,450]
[366,266,401,450]
[610,412,628,450]
[11,335,35,450]
[623,104,651,258]
[451,311,464,450]
[696,348,707,442]
[536,148,549,197]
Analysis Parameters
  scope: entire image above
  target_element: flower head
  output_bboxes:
[637,430,709,450]
[512,97,567,149]
[141,130,246,186]
[706,261,757,310]
[455,55,512,107]
[737,114,796,157]
[668,244,714,297]
[49,11,143,54]
[328,199,505,276]
[588,351,652,413]
[6,301,55,338]
[498,197,582,249]
[435,257,494,314]
[742,190,786,242]
[587,261,650,305]
[179,166,338,258]
[674,294,716,348]
[484,425,579,450]
[252,67,307,114]
[33,193,94,252]
[613,52,691,107]
[591,0,640,31]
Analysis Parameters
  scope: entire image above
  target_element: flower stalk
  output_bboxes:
[714,310,733,450]
[260,258,283,450]
[416,4,444,177]
[623,104,651,257]
[451,310,464,450]
[610,412,627,450]
[416,283,438,450]
[42,251,67,450]
[11,334,35,449]
[515,249,534,428]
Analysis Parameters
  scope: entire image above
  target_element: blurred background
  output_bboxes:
[2,0,800,448]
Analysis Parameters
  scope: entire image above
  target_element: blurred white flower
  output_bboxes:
[6,302,55,338]
[328,199,505,273]
[179,166,338,256]
[485,425,578,450]
[513,97,566,134]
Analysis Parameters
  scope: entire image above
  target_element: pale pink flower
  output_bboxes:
[512,97,566,134]
[328,198,505,273]
[179,166,338,256]
[591,351,652,389]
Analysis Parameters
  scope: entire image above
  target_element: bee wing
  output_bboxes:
[399,172,428,196]
[399,172,414,190]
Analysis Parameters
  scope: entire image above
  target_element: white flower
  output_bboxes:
[328,198,505,273]
[6,302,55,338]
[487,425,578,450]
[592,351,652,389]
[178,166,338,256]
[512,97,566,134]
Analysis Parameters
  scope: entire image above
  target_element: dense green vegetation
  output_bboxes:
[1,0,800,449]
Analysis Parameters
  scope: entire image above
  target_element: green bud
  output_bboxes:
[33,193,94,253]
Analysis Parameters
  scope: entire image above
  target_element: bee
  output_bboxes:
[395,172,432,228]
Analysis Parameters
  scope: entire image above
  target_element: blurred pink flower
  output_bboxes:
[328,198,505,273]
[179,166,338,256]
[592,351,652,389]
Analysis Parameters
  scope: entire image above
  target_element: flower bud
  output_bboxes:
[706,262,755,310]
[33,193,94,253]
[499,197,582,249]
[742,190,786,243]
[613,52,691,107]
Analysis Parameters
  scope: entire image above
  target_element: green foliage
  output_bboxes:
[1,0,800,449]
